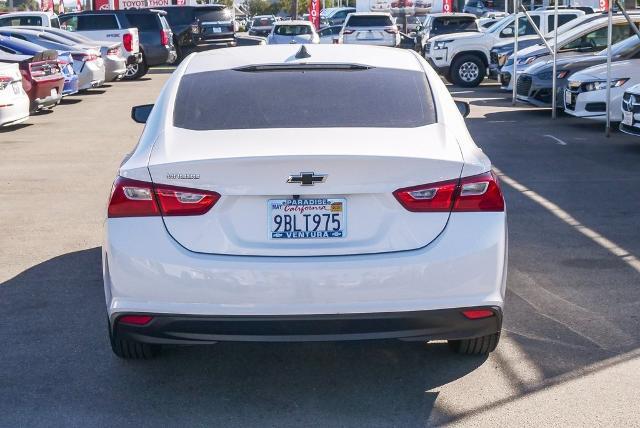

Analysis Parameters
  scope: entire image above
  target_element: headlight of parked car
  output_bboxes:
[518,55,541,66]
[433,39,453,49]
[583,78,629,91]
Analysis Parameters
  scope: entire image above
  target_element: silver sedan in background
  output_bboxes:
[23,26,127,81]
[267,21,319,45]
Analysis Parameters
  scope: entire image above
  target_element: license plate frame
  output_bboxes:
[564,90,572,106]
[623,110,633,126]
[268,198,347,239]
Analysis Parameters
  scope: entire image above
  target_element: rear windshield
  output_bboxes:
[158,8,194,25]
[125,13,159,31]
[345,15,393,27]
[195,8,231,22]
[274,25,312,35]
[174,66,435,130]
[253,17,275,26]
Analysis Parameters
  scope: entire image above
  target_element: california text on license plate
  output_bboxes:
[269,198,346,239]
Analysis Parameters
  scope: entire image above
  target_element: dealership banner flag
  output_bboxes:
[443,0,453,13]
[309,0,320,29]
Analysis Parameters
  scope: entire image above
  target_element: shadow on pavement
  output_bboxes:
[0,248,484,426]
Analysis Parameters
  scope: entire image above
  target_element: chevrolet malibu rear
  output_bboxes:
[103,45,507,359]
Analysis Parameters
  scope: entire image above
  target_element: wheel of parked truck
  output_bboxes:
[123,56,148,81]
[448,332,500,355]
[451,54,486,88]
[109,320,160,359]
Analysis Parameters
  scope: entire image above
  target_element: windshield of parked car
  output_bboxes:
[159,7,194,25]
[345,15,393,27]
[432,17,478,34]
[0,15,43,26]
[174,66,436,130]
[252,17,275,27]
[274,25,312,36]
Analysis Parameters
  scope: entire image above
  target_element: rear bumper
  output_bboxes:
[103,212,507,319]
[104,56,127,81]
[111,307,503,344]
[0,94,30,127]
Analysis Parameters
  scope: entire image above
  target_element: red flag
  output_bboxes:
[442,0,452,13]
[41,0,53,11]
[308,0,320,30]
[58,0,65,14]
[76,0,82,11]
[599,0,608,11]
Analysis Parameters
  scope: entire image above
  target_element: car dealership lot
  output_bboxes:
[1,71,640,426]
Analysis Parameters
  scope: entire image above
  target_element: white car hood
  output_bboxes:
[429,31,485,43]
[571,60,638,81]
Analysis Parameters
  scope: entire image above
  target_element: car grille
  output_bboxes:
[516,74,532,97]
[490,51,499,66]
[622,92,640,113]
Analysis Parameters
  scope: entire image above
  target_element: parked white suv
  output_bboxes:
[339,12,400,47]
[620,83,640,136]
[425,9,584,87]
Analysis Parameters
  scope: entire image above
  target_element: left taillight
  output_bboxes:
[107,176,220,218]
[160,29,170,46]
[393,171,504,213]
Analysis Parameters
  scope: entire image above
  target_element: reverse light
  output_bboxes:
[461,309,495,320]
[107,176,220,218]
[118,315,154,325]
[393,171,504,212]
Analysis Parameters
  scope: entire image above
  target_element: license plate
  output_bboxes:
[623,110,633,126]
[212,27,221,33]
[564,90,572,106]
[269,198,346,239]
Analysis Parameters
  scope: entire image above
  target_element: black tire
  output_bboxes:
[109,324,160,359]
[449,332,500,355]
[451,54,486,88]
[123,56,148,80]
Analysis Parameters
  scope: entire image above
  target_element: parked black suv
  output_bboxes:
[60,10,176,80]
[149,5,200,59]
[192,5,235,45]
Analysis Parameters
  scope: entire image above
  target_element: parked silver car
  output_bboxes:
[24,26,126,81]
[267,21,319,45]
[339,12,400,47]
[0,27,105,90]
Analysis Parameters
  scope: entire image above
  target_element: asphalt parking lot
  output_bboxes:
[1,69,639,426]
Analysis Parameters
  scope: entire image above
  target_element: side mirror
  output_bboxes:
[455,100,470,117]
[500,27,513,37]
[131,104,154,124]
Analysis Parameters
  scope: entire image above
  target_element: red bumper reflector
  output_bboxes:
[118,315,154,326]
[461,309,495,320]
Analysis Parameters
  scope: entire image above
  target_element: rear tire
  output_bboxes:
[109,323,160,359]
[123,56,148,80]
[449,332,500,355]
[451,54,486,88]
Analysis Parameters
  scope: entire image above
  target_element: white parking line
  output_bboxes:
[494,168,640,275]
[450,90,474,94]
[543,135,568,146]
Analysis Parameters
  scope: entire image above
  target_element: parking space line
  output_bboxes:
[543,135,568,146]
[494,168,640,275]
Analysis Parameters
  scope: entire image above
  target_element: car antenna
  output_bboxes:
[295,45,311,59]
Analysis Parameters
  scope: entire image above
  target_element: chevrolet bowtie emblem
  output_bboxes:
[287,172,327,186]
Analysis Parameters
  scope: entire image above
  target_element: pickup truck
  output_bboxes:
[58,12,142,79]
[424,9,584,87]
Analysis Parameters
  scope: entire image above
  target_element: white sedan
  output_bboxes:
[267,21,319,44]
[564,59,639,122]
[0,60,30,127]
[104,44,507,359]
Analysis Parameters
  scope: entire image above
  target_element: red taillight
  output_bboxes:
[123,33,133,52]
[118,315,154,325]
[160,29,169,46]
[342,29,355,35]
[107,176,220,218]
[393,171,504,213]
[461,309,495,320]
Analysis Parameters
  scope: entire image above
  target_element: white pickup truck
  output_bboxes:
[59,13,142,72]
[424,9,584,87]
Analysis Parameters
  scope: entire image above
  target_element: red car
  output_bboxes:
[18,50,64,112]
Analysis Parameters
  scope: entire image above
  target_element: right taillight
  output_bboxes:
[393,171,504,213]
[123,33,133,52]
[107,176,220,218]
